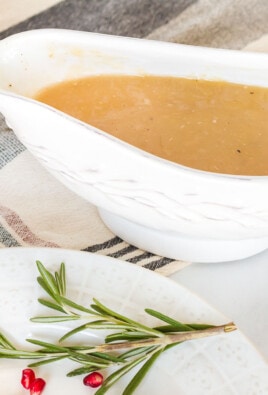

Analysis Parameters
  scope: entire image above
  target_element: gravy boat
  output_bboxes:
[0,29,267,263]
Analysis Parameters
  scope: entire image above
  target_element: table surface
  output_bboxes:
[170,249,268,362]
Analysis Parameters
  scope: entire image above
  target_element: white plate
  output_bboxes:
[0,247,267,395]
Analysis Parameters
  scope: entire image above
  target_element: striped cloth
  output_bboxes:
[0,0,268,274]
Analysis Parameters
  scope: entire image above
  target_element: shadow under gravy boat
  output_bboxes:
[0,29,267,263]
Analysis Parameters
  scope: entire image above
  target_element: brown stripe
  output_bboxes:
[108,244,137,258]
[0,205,59,247]
[144,257,175,271]
[82,236,123,253]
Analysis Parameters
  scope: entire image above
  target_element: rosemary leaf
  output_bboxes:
[37,277,58,302]
[90,352,125,363]
[37,298,66,313]
[122,348,163,395]
[26,338,69,352]
[36,260,60,297]
[60,296,96,315]
[95,355,148,395]
[120,346,157,359]
[59,262,66,295]
[29,355,67,367]
[145,308,195,331]
[187,323,214,330]
[55,271,64,296]
[67,366,99,377]
[30,315,80,323]
[67,351,111,368]
[68,352,111,367]
[0,333,16,350]
[105,332,152,343]
[59,323,91,342]
[92,299,163,338]
[59,321,135,343]
[86,322,135,330]
[0,349,45,359]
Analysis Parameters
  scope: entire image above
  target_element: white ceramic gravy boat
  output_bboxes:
[0,29,267,263]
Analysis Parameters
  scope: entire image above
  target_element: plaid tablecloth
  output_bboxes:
[0,0,268,275]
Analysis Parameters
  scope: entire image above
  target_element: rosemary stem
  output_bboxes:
[90,322,236,353]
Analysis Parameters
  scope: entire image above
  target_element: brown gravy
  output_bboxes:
[34,75,268,176]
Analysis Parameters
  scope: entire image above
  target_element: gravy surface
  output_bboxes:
[35,75,268,175]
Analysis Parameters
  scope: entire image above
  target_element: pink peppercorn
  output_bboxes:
[83,372,103,388]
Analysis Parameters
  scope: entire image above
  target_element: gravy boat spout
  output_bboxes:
[0,29,268,263]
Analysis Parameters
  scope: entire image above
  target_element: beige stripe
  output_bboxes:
[243,34,268,52]
[0,0,63,31]
[153,259,190,275]
[147,0,268,50]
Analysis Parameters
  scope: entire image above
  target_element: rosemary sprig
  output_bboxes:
[0,261,236,395]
